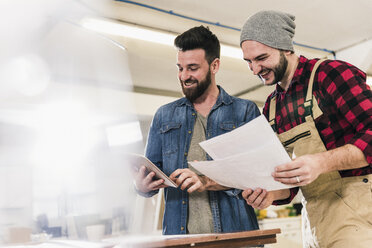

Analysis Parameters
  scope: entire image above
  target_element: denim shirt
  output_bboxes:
[144,86,260,235]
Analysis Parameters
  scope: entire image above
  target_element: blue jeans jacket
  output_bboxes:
[144,86,260,235]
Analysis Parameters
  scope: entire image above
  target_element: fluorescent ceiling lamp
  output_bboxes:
[81,18,243,59]
[81,18,174,46]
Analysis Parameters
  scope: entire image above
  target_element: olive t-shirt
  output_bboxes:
[186,112,214,234]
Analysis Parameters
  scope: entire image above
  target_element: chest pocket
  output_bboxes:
[281,129,312,158]
[219,122,237,133]
[160,122,181,156]
[278,118,326,159]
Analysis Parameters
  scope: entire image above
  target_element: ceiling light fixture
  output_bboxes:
[80,18,243,60]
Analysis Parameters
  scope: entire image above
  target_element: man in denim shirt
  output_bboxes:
[134,26,260,235]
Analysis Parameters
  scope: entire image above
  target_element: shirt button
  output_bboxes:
[233,125,236,129]
[180,226,184,231]
[182,201,186,205]
[192,113,196,116]
[184,152,188,156]
[188,130,192,134]
[363,178,369,183]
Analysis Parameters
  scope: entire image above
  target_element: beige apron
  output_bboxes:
[269,59,372,248]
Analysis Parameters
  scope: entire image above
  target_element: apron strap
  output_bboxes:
[269,96,277,131]
[304,59,327,118]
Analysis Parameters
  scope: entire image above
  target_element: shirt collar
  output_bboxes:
[291,55,308,85]
[214,85,233,106]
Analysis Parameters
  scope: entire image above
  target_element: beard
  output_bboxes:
[273,51,288,84]
[259,51,288,85]
[181,69,212,102]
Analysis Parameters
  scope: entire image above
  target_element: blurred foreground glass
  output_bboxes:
[0,0,141,245]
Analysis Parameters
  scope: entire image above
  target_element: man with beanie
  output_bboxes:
[134,26,260,235]
[240,10,372,248]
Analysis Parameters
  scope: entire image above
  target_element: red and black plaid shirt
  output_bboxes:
[263,56,372,204]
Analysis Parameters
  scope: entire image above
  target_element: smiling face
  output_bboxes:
[176,48,215,102]
[241,40,289,87]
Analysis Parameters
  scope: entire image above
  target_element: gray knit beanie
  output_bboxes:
[240,10,296,52]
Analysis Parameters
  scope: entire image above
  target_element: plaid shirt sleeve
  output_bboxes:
[318,60,372,164]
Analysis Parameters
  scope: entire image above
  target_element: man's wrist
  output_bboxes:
[272,189,290,201]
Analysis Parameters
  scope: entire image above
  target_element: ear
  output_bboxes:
[210,58,220,74]
[284,50,292,56]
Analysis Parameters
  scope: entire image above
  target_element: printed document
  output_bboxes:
[189,115,291,191]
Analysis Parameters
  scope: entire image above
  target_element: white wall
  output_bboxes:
[336,39,372,74]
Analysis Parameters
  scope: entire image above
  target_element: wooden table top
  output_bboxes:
[113,228,281,248]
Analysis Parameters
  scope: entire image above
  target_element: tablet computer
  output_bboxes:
[126,153,177,188]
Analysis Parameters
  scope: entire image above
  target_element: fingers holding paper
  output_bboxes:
[242,188,272,209]
[134,166,168,193]
[170,168,207,193]
[272,154,323,186]
[242,188,291,209]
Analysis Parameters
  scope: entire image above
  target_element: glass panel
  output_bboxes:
[0,1,142,245]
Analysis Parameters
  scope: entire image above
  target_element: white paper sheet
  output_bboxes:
[199,115,285,160]
[190,115,291,191]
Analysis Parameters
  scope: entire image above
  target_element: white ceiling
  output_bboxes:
[2,0,370,119]
[80,0,372,107]
[109,0,372,52]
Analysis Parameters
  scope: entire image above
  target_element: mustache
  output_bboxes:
[182,79,198,84]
